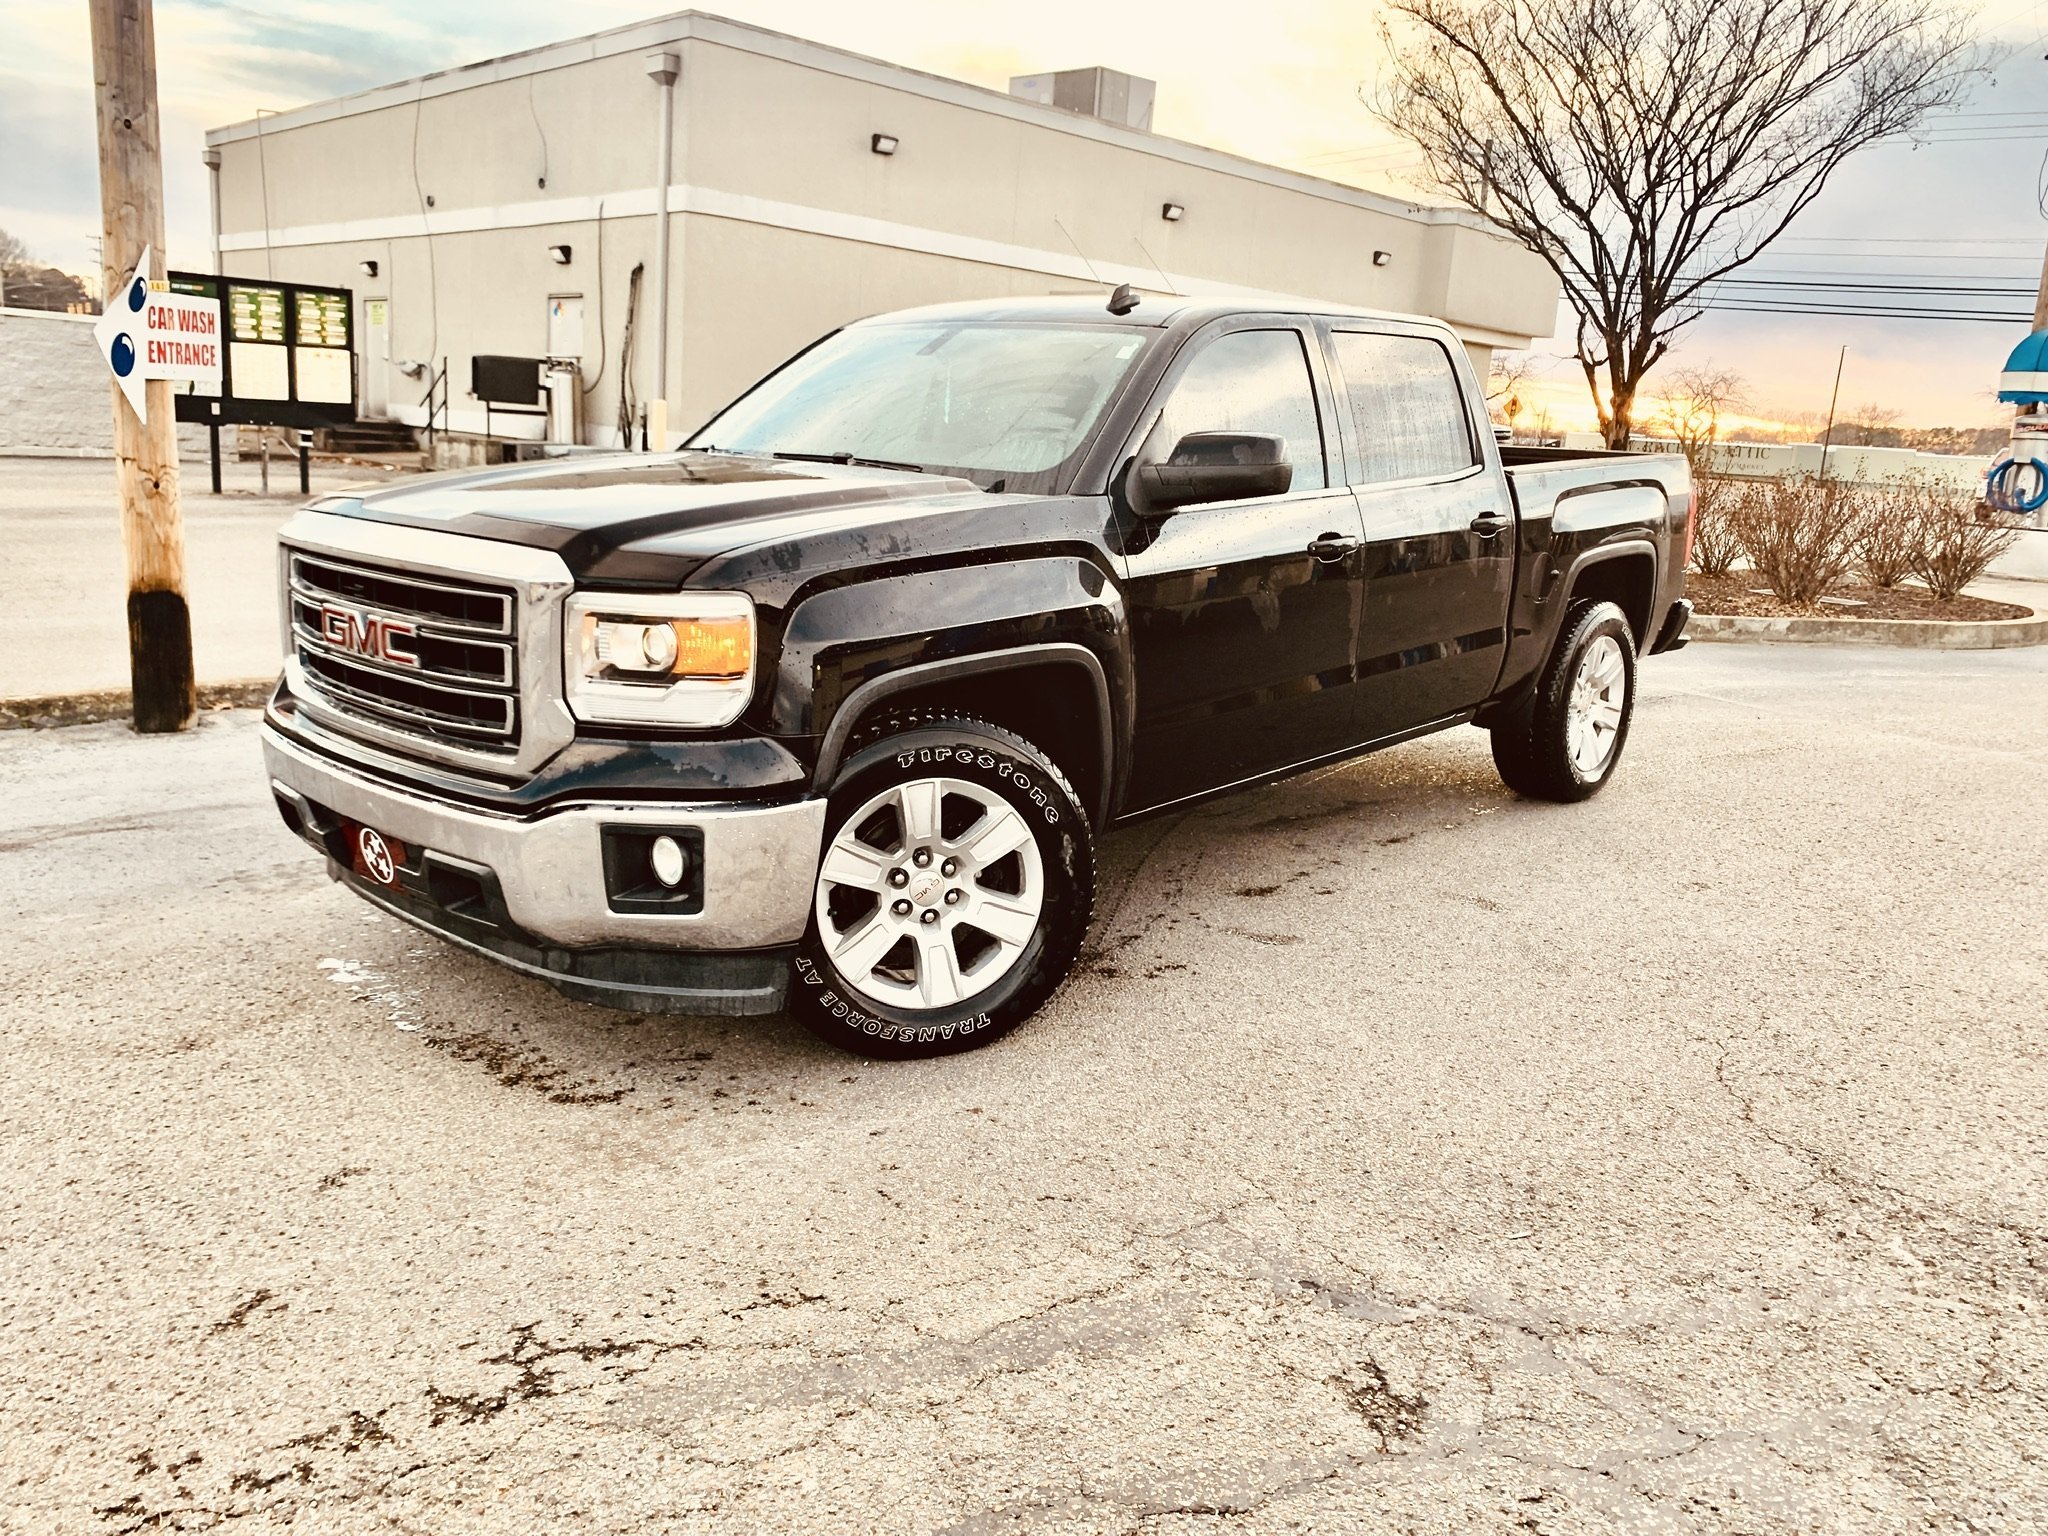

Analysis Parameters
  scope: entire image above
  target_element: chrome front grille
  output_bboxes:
[289,551,521,753]
[276,511,577,780]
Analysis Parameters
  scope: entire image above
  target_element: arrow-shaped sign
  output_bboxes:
[92,245,222,427]
[94,244,156,425]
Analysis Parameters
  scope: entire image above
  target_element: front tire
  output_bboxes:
[791,714,1095,1059]
[1489,600,1637,802]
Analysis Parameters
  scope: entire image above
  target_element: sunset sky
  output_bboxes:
[4,0,2042,437]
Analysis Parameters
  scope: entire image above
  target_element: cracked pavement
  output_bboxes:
[1,640,2044,1533]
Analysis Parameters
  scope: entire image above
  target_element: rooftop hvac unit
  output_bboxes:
[1007,67,1156,131]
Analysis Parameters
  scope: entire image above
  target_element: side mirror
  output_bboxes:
[1134,432,1292,515]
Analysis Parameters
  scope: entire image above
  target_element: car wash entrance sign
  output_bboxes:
[92,245,222,425]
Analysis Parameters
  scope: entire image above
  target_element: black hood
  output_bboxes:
[314,451,987,580]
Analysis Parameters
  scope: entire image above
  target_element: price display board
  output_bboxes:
[293,290,353,404]
[172,272,356,429]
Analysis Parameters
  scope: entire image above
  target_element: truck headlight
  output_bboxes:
[564,591,756,728]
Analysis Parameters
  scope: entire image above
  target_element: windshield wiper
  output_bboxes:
[770,450,927,474]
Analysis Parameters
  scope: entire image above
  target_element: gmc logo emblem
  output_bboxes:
[319,603,419,668]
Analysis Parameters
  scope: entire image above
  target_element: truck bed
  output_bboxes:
[1498,443,1692,522]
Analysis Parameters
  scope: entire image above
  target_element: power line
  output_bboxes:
[1770,235,2042,245]
[1565,285,2032,323]
[1701,251,2038,264]
[1707,279,2038,294]
[1693,303,2024,323]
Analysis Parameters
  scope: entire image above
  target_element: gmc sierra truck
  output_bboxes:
[263,294,1692,1057]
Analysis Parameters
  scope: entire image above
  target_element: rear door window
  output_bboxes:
[1331,331,1477,485]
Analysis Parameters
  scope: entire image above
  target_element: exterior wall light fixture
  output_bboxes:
[548,244,573,265]
[358,259,378,278]
[871,133,900,156]
[1372,250,1392,267]
[1161,202,1185,222]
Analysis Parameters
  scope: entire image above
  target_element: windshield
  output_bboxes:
[688,321,1153,494]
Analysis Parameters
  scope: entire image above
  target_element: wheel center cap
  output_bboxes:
[909,871,945,905]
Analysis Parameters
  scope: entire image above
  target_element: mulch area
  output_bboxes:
[1687,573,2032,623]
[0,680,274,731]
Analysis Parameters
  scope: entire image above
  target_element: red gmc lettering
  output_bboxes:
[319,604,419,668]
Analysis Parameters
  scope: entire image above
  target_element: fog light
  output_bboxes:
[650,834,688,888]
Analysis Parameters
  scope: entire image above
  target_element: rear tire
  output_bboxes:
[1489,600,1637,802]
[791,713,1094,1059]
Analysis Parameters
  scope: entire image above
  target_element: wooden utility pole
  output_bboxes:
[2033,240,2048,333]
[90,0,194,733]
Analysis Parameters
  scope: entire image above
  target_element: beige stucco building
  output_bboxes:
[203,11,1560,448]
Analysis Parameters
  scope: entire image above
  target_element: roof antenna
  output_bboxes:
[1053,216,1105,286]
[1052,216,1138,314]
[1132,235,1179,297]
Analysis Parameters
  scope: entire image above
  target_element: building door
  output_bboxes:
[363,297,390,419]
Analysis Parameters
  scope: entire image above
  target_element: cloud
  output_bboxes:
[0,73,101,241]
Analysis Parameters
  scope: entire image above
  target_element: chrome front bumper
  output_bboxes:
[262,723,827,1011]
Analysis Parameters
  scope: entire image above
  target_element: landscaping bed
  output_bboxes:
[1687,572,2031,623]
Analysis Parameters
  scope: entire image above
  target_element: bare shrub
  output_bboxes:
[1729,475,1862,605]
[1689,473,1744,577]
[1856,479,1922,588]
[1908,479,2021,602]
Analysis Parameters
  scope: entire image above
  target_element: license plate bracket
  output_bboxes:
[344,821,407,887]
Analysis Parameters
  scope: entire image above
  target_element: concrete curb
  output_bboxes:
[0,680,274,731]
[1688,605,2048,650]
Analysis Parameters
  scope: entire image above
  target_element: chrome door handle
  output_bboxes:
[1470,512,1513,537]
[1307,532,1361,562]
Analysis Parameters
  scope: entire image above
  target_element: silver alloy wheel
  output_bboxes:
[814,776,1046,1010]
[1566,634,1627,778]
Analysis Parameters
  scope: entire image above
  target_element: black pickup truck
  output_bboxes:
[263,294,1692,1057]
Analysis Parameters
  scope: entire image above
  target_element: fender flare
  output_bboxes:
[1556,538,1660,637]
[812,642,1117,826]
[1480,538,1660,728]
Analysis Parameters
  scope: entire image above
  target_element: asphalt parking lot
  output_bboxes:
[2,640,2044,1534]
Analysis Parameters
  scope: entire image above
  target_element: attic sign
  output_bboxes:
[93,245,223,425]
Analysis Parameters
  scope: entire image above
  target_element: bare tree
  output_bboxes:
[0,227,90,312]
[1830,401,1903,446]
[1655,365,1746,476]
[0,228,31,276]
[1487,352,1533,437]
[1655,365,1746,575]
[1374,0,1978,447]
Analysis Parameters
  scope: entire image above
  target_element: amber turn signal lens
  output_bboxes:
[665,613,753,679]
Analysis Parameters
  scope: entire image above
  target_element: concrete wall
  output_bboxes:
[0,308,206,458]
[207,12,1562,448]
[1558,431,1987,493]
